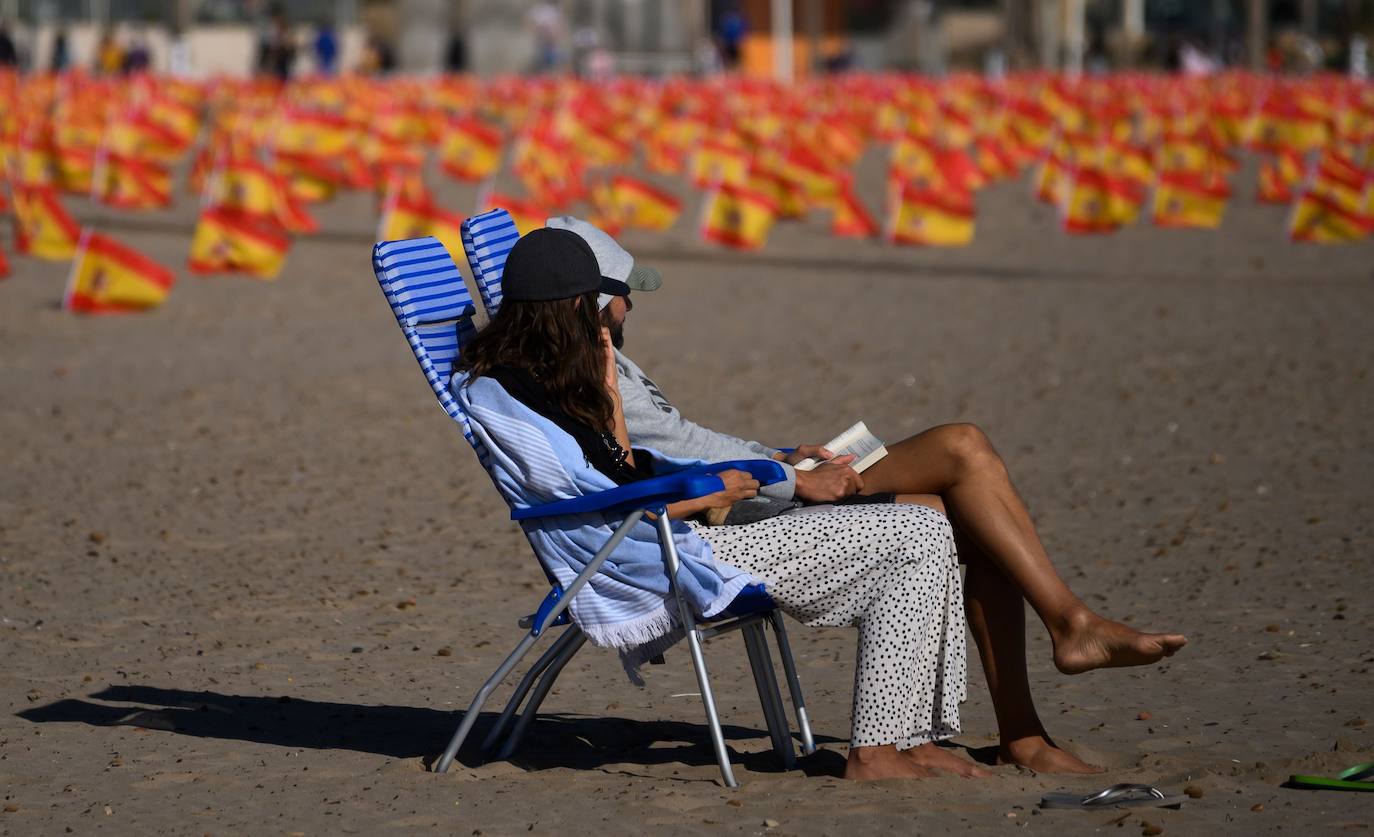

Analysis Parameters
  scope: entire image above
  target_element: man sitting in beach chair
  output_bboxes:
[547,215,1189,777]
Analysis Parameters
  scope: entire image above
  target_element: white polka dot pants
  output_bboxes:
[690,503,966,750]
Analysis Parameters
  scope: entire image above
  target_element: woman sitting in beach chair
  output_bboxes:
[452,227,972,780]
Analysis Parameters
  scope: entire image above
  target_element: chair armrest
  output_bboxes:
[510,459,786,521]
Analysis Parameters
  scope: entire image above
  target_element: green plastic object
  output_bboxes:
[1289,762,1374,792]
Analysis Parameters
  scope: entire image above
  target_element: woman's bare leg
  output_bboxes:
[863,424,1186,675]
[902,493,1100,773]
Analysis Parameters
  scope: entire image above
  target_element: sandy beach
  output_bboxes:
[2,161,1372,835]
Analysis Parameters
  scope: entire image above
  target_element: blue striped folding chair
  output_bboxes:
[371,236,815,788]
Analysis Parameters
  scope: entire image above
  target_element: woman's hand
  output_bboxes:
[600,326,619,397]
[663,469,759,521]
[702,469,760,509]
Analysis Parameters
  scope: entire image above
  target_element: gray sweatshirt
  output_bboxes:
[615,349,796,500]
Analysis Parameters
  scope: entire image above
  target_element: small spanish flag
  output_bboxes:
[63,231,176,313]
[273,150,342,203]
[1257,151,1306,204]
[95,153,173,210]
[689,139,752,189]
[887,183,974,247]
[380,193,464,257]
[0,242,10,279]
[700,183,777,250]
[605,175,681,231]
[1288,190,1374,243]
[13,185,82,261]
[830,185,880,238]
[438,117,503,182]
[188,207,290,280]
[212,159,318,235]
[1032,152,1071,206]
[1152,172,1230,229]
[1060,167,1145,234]
[484,193,546,237]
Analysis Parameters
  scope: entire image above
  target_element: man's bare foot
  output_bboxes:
[844,745,938,780]
[902,743,991,778]
[997,735,1103,774]
[1052,608,1187,675]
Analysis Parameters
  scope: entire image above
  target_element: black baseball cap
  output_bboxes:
[501,227,631,302]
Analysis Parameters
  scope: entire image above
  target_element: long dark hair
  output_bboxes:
[457,291,613,432]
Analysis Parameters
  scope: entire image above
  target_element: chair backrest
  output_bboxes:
[371,235,488,467]
[460,207,520,317]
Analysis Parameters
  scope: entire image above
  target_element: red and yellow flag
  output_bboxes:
[1152,172,1230,229]
[95,153,173,210]
[1288,190,1374,243]
[188,207,290,280]
[484,193,547,237]
[1061,167,1145,233]
[830,186,880,238]
[13,185,82,261]
[888,183,974,247]
[63,232,176,313]
[689,139,752,189]
[379,193,464,256]
[700,183,777,250]
[1257,150,1306,204]
[602,175,681,231]
[211,158,318,234]
[438,117,503,182]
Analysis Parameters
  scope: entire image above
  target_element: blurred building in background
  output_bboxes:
[0,0,1368,77]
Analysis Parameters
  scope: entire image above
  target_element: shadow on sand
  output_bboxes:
[19,685,848,778]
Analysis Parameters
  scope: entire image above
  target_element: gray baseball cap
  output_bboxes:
[545,215,662,309]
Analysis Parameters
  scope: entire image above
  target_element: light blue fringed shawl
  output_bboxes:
[452,372,759,676]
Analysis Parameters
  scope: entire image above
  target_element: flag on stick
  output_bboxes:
[13,185,82,261]
[700,183,776,250]
[188,207,290,280]
[64,231,176,313]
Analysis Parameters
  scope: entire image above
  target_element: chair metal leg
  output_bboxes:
[742,622,796,769]
[654,512,738,788]
[767,610,815,755]
[436,511,646,774]
[481,627,582,754]
[496,629,587,760]
[435,632,539,774]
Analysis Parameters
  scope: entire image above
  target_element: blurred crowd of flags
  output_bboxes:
[2,68,1373,314]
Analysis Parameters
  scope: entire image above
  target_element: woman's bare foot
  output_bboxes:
[997,735,1103,774]
[844,745,938,780]
[902,743,991,778]
[1052,608,1187,675]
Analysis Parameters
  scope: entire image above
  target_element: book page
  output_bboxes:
[793,421,887,473]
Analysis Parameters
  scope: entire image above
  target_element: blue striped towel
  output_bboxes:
[452,372,759,674]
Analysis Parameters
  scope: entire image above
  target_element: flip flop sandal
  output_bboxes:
[1040,783,1189,810]
[1288,762,1374,792]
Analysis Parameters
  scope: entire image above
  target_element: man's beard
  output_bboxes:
[608,320,625,349]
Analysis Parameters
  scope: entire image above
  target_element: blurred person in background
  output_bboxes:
[95,28,123,75]
[359,32,394,75]
[445,30,467,73]
[313,22,338,75]
[0,21,20,67]
[50,27,69,72]
[527,1,565,73]
[257,4,297,80]
[168,25,192,77]
[714,0,747,70]
[123,30,151,74]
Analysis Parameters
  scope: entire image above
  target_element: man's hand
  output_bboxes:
[793,459,863,502]
[782,444,842,466]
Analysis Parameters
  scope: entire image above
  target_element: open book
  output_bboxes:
[792,420,888,474]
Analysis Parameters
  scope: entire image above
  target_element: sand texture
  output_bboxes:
[3,161,1373,835]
